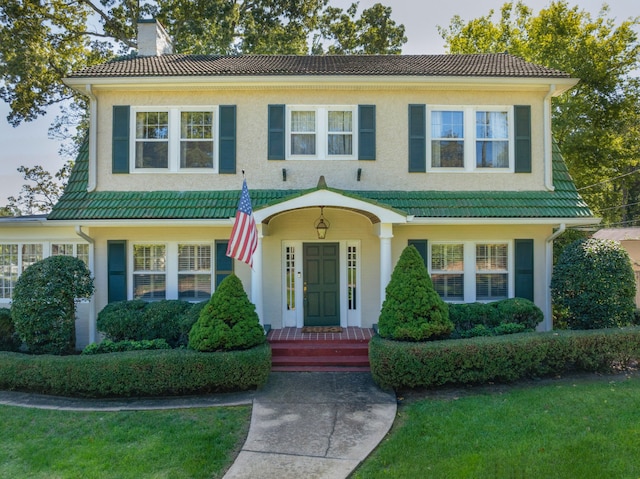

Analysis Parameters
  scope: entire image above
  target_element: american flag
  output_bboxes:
[226,179,258,267]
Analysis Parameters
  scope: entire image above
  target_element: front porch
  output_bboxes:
[268,327,375,372]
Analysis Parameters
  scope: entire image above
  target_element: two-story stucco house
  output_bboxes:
[0,21,597,349]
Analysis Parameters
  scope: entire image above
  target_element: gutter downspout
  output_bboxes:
[85,84,98,192]
[75,225,97,344]
[544,84,555,192]
[544,223,566,331]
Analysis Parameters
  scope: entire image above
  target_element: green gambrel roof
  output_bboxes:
[48,140,594,221]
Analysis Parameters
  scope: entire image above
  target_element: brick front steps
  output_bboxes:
[268,327,374,372]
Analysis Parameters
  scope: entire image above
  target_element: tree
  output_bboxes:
[189,274,265,351]
[551,238,636,329]
[12,255,94,354]
[6,163,71,215]
[438,1,640,226]
[1,0,406,128]
[378,245,453,341]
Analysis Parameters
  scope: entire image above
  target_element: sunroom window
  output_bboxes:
[178,244,212,301]
[133,244,166,300]
[431,244,464,300]
[476,243,508,300]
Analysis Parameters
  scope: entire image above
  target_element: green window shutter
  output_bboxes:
[107,240,127,303]
[408,239,428,267]
[112,105,130,174]
[268,104,286,160]
[408,104,426,172]
[358,105,376,160]
[514,239,534,301]
[219,105,236,174]
[215,240,234,288]
[514,105,532,173]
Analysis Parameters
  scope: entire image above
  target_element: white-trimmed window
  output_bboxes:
[431,111,464,168]
[133,244,166,300]
[178,244,211,301]
[0,243,43,300]
[0,244,18,300]
[476,111,509,168]
[427,241,511,302]
[431,244,464,300]
[347,244,358,310]
[287,106,356,159]
[476,243,509,300]
[51,243,89,266]
[132,107,215,171]
[285,245,296,311]
[427,106,513,171]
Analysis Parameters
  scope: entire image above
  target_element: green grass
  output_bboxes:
[353,374,640,478]
[0,405,250,479]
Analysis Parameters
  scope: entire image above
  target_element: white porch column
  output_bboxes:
[251,224,265,326]
[377,223,394,309]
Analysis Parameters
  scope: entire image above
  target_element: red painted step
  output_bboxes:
[270,339,371,372]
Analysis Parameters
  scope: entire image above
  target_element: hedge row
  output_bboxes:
[369,327,640,390]
[0,343,271,398]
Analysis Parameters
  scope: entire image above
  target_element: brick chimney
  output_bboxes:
[137,19,173,56]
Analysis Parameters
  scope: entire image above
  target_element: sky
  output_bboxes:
[0,0,637,205]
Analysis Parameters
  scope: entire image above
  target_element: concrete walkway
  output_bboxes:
[224,372,397,479]
[0,372,397,479]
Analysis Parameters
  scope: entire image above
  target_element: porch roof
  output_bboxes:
[48,141,594,222]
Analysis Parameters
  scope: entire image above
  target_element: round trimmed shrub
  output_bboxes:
[97,299,147,341]
[142,300,192,346]
[12,256,94,354]
[378,245,453,341]
[189,274,266,352]
[0,308,21,351]
[551,238,636,329]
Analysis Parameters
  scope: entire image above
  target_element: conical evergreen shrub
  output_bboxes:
[188,274,266,351]
[378,245,453,341]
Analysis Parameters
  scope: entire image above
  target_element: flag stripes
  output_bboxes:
[226,179,258,267]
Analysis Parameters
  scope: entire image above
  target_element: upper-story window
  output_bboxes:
[287,106,356,160]
[425,106,514,172]
[132,107,216,172]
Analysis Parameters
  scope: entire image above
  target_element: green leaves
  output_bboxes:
[378,245,453,341]
[551,238,636,329]
[439,1,640,226]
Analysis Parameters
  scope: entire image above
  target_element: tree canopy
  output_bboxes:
[439,1,640,227]
[1,0,406,127]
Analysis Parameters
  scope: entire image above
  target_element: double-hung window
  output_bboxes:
[427,241,511,302]
[133,107,215,171]
[51,243,89,266]
[287,106,356,159]
[0,244,43,300]
[476,243,508,300]
[133,244,166,300]
[427,106,513,171]
[431,111,464,168]
[178,244,212,301]
[431,244,464,300]
[476,111,509,168]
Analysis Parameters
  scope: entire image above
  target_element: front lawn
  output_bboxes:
[0,405,250,479]
[352,373,640,478]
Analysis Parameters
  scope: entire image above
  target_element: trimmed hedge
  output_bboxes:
[81,339,171,355]
[369,328,640,390]
[0,308,20,352]
[0,343,271,398]
[448,298,543,338]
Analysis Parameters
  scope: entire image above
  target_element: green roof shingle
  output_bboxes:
[48,139,593,221]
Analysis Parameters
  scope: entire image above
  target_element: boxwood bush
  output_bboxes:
[370,327,640,390]
[448,298,543,338]
[0,343,271,397]
[82,339,171,355]
[0,308,20,352]
[97,299,203,347]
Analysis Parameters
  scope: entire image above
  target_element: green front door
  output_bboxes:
[303,243,340,326]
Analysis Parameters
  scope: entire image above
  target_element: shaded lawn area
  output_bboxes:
[352,373,640,478]
[0,405,250,479]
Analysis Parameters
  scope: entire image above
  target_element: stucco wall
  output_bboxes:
[93,85,548,193]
